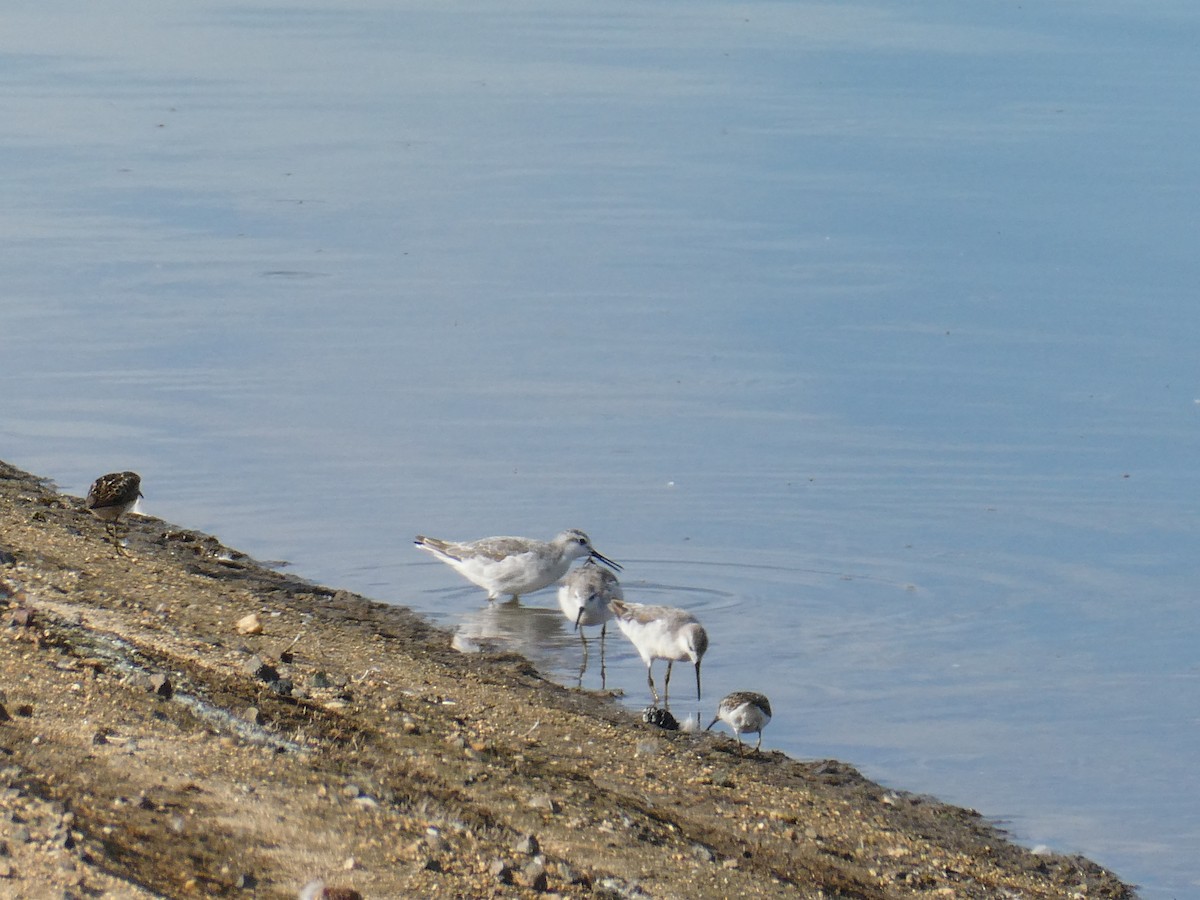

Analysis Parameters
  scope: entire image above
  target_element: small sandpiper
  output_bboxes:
[707,691,772,755]
[557,561,622,687]
[413,529,621,603]
[610,598,707,704]
[86,471,143,554]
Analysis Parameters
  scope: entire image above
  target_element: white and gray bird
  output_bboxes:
[414,529,621,603]
[610,598,707,704]
[558,562,622,687]
[706,691,772,755]
[557,561,622,633]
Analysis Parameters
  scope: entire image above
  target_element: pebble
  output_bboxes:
[488,858,514,885]
[641,707,678,730]
[244,656,279,683]
[526,794,559,814]
[233,872,257,889]
[148,673,173,699]
[522,860,548,892]
[242,707,263,726]
[692,844,715,863]
[235,613,263,635]
[514,833,539,855]
[556,862,589,887]
[424,827,448,852]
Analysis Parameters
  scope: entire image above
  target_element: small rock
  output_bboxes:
[10,827,30,845]
[235,613,263,635]
[488,859,514,884]
[311,672,334,690]
[526,794,559,814]
[641,707,678,730]
[242,706,263,725]
[522,860,548,892]
[556,862,590,887]
[15,704,32,718]
[422,857,443,873]
[234,872,257,890]
[692,843,716,863]
[514,833,540,856]
[149,673,173,699]
[244,656,279,683]
[0,861,11,878]
[7,608,32,628]
[269,678,294,696]
[424,827,448,852]
[0,704,9,723]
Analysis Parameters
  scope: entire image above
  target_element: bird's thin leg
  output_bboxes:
[599,622,607,691]
[663,660,674,705]
[116,521,132,557]
[106,522,126,556]
[755,732,763,754]
[647,663,660,704]
[576,629,588,688]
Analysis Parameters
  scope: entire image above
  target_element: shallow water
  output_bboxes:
[4,2,1200,896]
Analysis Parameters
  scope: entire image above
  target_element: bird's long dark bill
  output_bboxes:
[574,609,584,632]
[590,551,622,572]
[695,662,702,701]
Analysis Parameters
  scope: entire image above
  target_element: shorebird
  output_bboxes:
[557,561,622,687]
[413,529,621,602]
[86,471,143,554]
[706,691,772,755]
[610,599,707,704]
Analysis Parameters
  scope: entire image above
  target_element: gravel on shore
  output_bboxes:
[0,459,1135,899]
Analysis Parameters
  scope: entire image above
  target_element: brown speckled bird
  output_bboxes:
[86,471,143,553]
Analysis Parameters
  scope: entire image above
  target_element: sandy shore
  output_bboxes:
[0,459,1134,898]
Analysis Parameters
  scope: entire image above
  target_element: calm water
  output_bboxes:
[4,2,1199,896]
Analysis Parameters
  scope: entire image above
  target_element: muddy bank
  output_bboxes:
[0,459,1134,898]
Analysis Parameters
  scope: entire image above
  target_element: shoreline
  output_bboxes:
[0,459,1135,898]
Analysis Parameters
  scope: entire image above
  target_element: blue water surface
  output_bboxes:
[3,2,1199,896]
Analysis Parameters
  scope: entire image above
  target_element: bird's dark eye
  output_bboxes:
[577,537,587,545]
